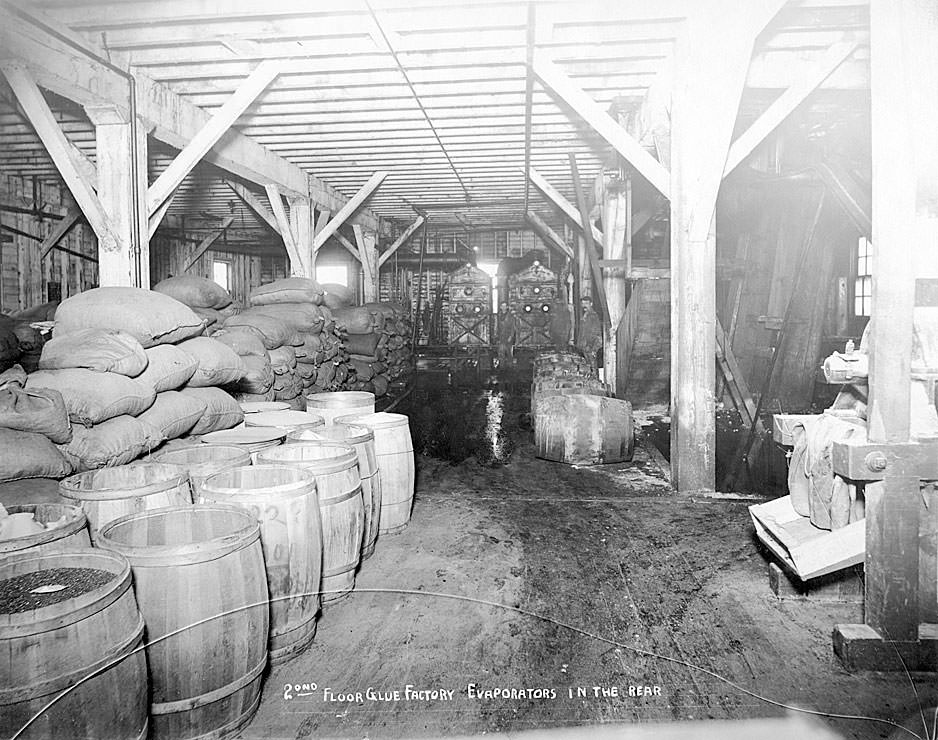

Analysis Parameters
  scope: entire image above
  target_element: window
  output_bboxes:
[316,264,348,287]
[212,260,230,292]
[854,236,872,317]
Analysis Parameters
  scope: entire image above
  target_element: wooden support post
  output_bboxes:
[182,216,234,273]
[263,183,305,276]
[88,105,147,287]
[378,215,425,268]
[569,153,609,325]
[602,178,629,394]
[147,60,281,220]
[670,1,784,493]
[833,0,938,672]
[313,172,387,251]
[354,225,379,302]
[290,197,314,275]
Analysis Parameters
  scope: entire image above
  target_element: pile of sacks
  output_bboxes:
[219,277,350,409]
[153,275,241,333]
[329,297,414,398]
[1,286,247,480]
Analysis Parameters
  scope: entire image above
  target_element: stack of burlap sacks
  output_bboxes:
[325,287,413,398]
[0,306,51,373]
[0,286,248,482]
[218,277,350,409]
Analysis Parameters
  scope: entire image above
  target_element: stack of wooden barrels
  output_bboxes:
[1,392,418,740]
[531,351,634,465]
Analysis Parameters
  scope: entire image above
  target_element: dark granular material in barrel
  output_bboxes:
[0,568,116,614]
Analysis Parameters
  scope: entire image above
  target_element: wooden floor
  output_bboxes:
[241,382,936,740]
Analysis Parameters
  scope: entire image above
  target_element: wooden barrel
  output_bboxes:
[58,463,192,543]
[97,505,269,740]
[531,378,611,416]
[200,427,286,463]
[0,548,148,740]
[287,423,381,559]
[197,465,322,664]
[0,503,90,557]
[334,412,414,535]
[244,410,325,432]
[257,444,363,602]
[153,445,252,492]
[305,391,375,426]
[535,394,634,465]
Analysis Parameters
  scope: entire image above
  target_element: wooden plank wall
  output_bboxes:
[717,179,855,412]
[0,175,98,313]
[149,232,271,308]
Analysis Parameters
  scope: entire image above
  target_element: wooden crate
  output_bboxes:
[749,495,864,580]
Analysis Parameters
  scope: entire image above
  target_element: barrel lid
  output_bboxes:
[288,423,373,445]
[59,462,189,500]
[334,411,410,430]
[257,442,357,474]
[0,548,132,635]
[245,410,325,429]
[305,390,375,408]
[240,401,291,414]
[201,427,286,445]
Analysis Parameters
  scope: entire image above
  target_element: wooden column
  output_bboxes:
[670,3,781,492]
[87,106,147,287]
[289,197,314,276]
[832,0,938,670]
[354,226,379,302]
[602,178,629,394]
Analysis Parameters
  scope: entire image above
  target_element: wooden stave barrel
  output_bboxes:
[97,505,269,740]
[287,423,381,560]
[334,412,414,535]
[534,394,634,465]
[58,463,192,543]
[257,443,363,603]
[0,548,149,740]
[0,503,90,557]
[531,378,611,416]
[153,445,253,494]
[305,391,375,427]
[197,465,323,664]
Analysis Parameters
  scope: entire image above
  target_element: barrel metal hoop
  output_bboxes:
[0,616,144,703]
[150,653,267,715]
[322,560,360,578]
[319,486,363,507]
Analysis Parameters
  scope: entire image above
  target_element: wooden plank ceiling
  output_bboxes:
[0,0,870,240]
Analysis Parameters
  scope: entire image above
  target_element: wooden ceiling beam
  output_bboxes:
[724,36,861,176]
[182,215,235,272]
[0,9,379,230]
[147,60,282,218]
[533,51,670,199]
[0,63,116,244]
[312,171,387,251]
[224,179,280,233]
[527,167,603,244]
[524,210,573,260]
[378,215,425,267]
